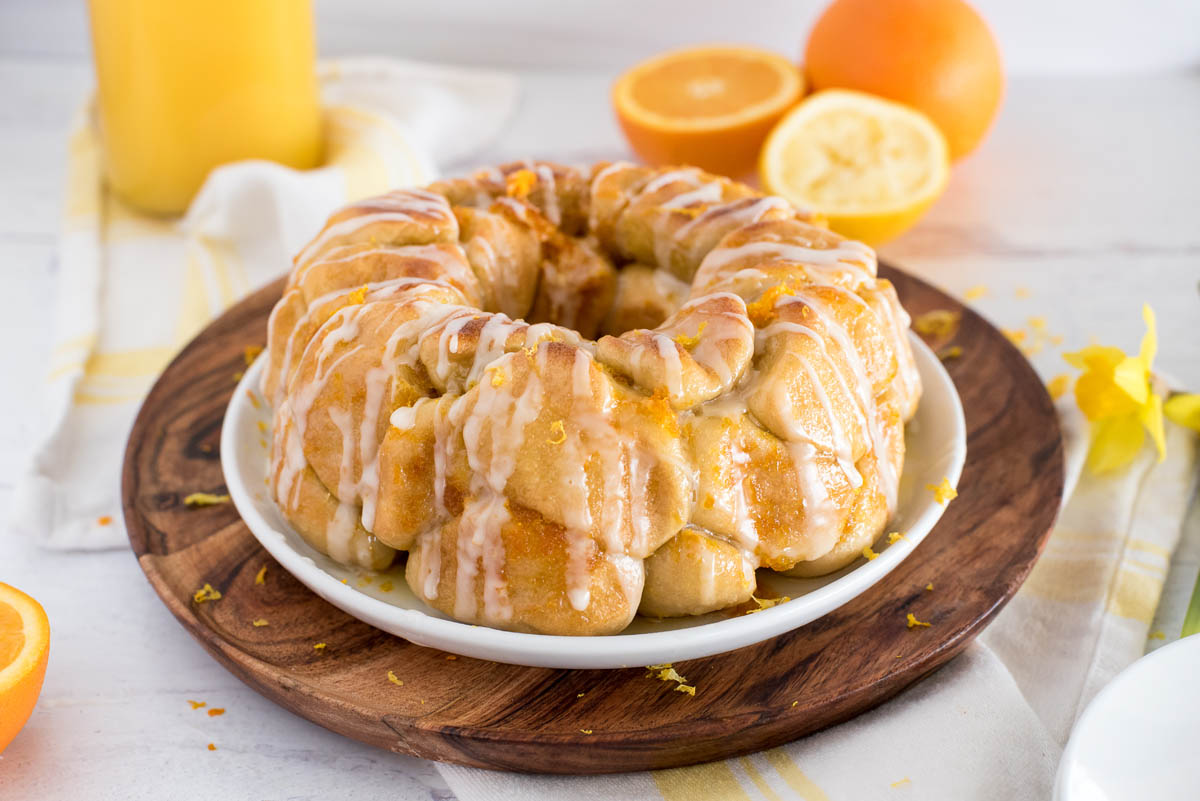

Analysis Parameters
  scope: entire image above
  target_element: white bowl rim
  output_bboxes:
[222,331,966,669]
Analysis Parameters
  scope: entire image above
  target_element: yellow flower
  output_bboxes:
[1165,392,1200,433]
[1063,305,1165,473]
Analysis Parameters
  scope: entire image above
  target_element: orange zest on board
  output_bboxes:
[804,0,1004,160]
[613,45,804,177]
[0,583,50,753]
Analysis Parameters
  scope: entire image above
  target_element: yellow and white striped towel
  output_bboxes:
[13,57,517,550]
[436,413,1198,800]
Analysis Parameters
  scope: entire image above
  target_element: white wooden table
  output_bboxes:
[1,30,1199,801]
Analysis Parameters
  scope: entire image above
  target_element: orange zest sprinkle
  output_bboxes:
[925,583,934,592]
[387,670,404,686]
[906,613,932,629]
[1046,374,1071,401]
[964,286,988,301]
[193,583,222,603]
[207,707,225,717]
[547,420,567,445]
[505,169,537,199]
[938,345,963,362]
[243,345,263,366]
[746,283,798,326]
[251,619,269,627]
[490,368,506,388]
[912,309,961,339]
[188,700,207,710]
[645,663,697,696]
[378,580,394,592]
[246,389,260,409]
[184,492,231,507]
[891,777,912,788]
[347,284,369,305]
[580,728,594,734]
[313,642,327,651]
[746,595,791,614]
[207,743,217,751]
[445,655,458,661]
[887,531,907,544]
[254,566,267,585]
[862,545,879,560]
[927,477,957,505]
[672,321,708,349]
[97,515,113,526]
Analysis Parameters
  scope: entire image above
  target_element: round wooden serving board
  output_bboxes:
[122,263,1063,774]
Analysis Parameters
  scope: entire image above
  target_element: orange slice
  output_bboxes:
[613,45,804,177]
[0,583,50,753]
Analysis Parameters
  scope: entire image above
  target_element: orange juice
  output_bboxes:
[87,0,323,215]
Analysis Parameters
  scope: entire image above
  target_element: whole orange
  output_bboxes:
[804,0,1003,159]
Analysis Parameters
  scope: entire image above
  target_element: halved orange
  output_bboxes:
[760,89,950,245]
[0,583,50,753]
[613,45,804,177]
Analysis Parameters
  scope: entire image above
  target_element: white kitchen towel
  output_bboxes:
[13,57,517,550]
[438,417,1198,801]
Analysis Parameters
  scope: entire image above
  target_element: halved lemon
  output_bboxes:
[613,45,805,177]
[760,89,950,245]
[0,583,50,753]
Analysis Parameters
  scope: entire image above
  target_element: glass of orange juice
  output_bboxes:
[87,0,324,216]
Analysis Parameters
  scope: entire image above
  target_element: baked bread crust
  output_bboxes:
[262,161,922,635]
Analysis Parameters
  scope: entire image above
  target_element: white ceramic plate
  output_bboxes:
[1055,634,1200,801]
[222,332,965,668]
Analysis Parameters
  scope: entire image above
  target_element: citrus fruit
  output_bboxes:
[760,89,950,245]
[804,0,1003,160]
[613,45,804,177]
[0,583,50,754]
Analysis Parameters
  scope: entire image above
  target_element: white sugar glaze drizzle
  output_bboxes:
[447,349,549,623]
[677,292,754,389]
[673,196,789,249]
[698,237,875,287]
[754,320,862,484]
[642,168,704,196]
[493,196,529,222]
[532,162,562,225]
[291,241,475,293]
[270,276,455,407]
[294,190,455,267]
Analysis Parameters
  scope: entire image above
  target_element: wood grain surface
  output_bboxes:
[121,263,1063,774]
